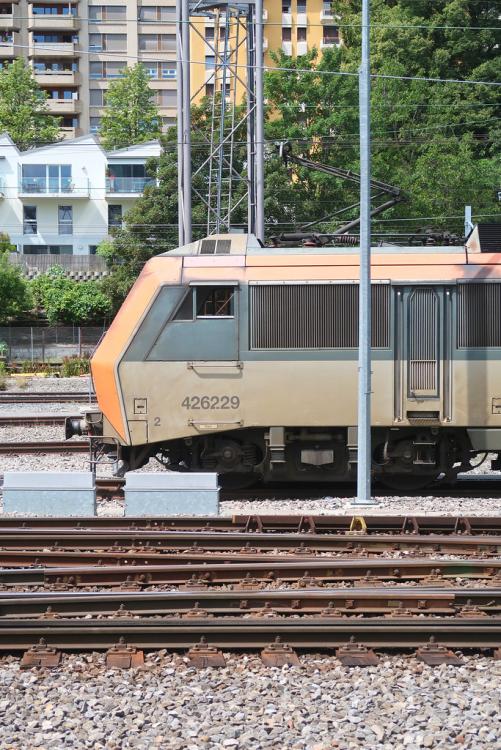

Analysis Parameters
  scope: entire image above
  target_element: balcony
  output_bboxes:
[263,37,268,50]
[0,37,16,56]
[34,70,81,86]
[106,176,155,196]
[29,42,78,57]
[282,12,292,26]
[19,178,89,198]
[281,41,292,55]
[46,98,81,115]
[0,14,19,31]
[297,41,308,55]
[262,9,268,21]
[296,12,307,26]
[29,16,79,31]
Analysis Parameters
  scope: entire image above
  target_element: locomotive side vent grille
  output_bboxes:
[408,288,439,393]
[200,239,232,255]
[457,283,501,348]
[250,284,390,349]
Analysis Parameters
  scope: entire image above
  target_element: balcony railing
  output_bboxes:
[106,176,155,193]
[19,178,89,196]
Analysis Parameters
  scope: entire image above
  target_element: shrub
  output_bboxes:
[60,356,91,377]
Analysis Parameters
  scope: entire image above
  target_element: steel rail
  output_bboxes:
[0,587,500,618]
[2,514,501,535]
[0,441,89,454]
[1,616,501,651]
[1,558,500,588]
[0,530,500,555]
[0,416,71,427]
[0,392,94,404]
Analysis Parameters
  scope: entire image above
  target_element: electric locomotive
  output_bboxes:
[69,225,501,490]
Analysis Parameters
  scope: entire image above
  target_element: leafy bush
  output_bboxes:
[0,377,6,391]
[0,249,32,324]
[60,356,90,377]
[30,266,112,325]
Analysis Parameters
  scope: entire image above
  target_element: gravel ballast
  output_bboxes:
[0,653,499,750]
[1,378,501,748]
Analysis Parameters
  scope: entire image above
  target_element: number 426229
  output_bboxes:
[181,395,240,410]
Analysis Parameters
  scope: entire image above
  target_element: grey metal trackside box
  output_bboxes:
[124,472,219,516]
[3,472,96,516]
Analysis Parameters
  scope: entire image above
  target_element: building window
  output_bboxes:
[33,33,77,44]
[205,27,214,42]
[58,205,73,235]
[205,55,215,69]
[297,27,307,42]
[161,117,176,130]
[23,206,37,235]
[139,6,175,21]
[89,6,126,22]
[89,33,127,52]
[155,89,177,107]
[323,25,339,44]
[142,62,176,79]
[89,245,98,255]
[89,89,104,106]
[108,204,123,230]
[23,245,73,255]
[21,164,72,194]
[282,1,291,12]
[90,117,101,133]
[282,27,291,42]
[205,83,214,97]
[138,33,175,51]
[297,0,307,11]
[89,61,126,79]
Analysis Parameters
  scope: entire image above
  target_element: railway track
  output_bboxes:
[0,519,500,657]
[0,529,499,557]
[1,558,500,588]
[0,392,94,404]
[0,415,71,427]
[0,441,89,454]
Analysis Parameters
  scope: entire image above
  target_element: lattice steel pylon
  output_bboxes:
[176,0,265,244]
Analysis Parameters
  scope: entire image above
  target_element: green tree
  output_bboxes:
[99,64,161,150]
[0,59,60,150]
[0,250,32,323]
[30,267,112,325]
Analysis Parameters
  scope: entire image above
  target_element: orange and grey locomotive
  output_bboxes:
[69,226,501,490]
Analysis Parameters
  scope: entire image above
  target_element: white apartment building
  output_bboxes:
[0,132,160,258]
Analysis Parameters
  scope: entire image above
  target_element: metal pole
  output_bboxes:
[254,0,265,243]
[246,4,256,235]
[355,0,376,504]
[182,0,192,243]
[464,205,473,239]
[176,0,185,246]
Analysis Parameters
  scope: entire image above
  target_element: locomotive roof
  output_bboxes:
[161,234,467,257]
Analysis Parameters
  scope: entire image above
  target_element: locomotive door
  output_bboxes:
[394,285,453,422]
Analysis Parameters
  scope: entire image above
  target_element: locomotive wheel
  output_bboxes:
[378,472,440,492]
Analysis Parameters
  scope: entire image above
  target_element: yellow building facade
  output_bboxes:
[190,1,341,103]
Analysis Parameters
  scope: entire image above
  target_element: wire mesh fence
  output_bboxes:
[0,326,107,363]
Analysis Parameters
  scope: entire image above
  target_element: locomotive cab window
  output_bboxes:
[173,286,235,320]
[197,286,235,317]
